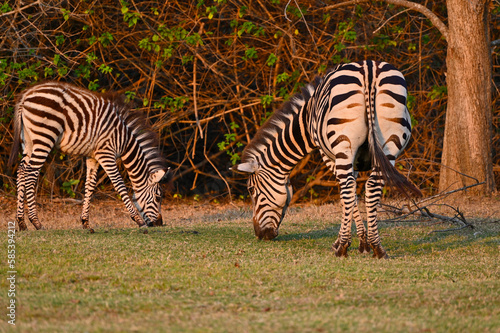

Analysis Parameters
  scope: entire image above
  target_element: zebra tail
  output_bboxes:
[7,102,22,168]
[369,138,422,198]
[367,98,422,199]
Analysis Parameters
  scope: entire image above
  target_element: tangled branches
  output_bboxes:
[0,0,498,202]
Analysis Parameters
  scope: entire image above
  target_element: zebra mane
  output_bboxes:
[105,92,168,172]
[241,75,323,162]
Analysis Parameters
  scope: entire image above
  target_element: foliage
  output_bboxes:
[0,0,498,199]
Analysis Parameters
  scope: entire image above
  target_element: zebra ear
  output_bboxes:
[150,168,171,184]
[160,167,172,184]
[231,160,259,174]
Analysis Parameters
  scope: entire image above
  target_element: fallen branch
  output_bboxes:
[379,181,481,231]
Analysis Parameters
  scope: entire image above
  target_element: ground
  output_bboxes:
[1,192,499,232]
[1,193,499,332]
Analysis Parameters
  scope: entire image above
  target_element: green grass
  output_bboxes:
[1,209,499,332]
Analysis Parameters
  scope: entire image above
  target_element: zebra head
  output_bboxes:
[132,168,171,227]
[233,160,292,240]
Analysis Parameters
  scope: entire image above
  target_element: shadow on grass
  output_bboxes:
[384,223,500,258]
[275,226,339,242]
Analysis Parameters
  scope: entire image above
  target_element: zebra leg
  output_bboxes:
[96,155,145,227]
[23,163,44,230]
[81,158,99,230]
[333,172,357,257]
[352,204,370,253]
[332,198,353,256]
[320,152,357,257]
[365,169,388,259]
[15,157,28,231]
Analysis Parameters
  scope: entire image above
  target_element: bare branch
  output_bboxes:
[317,0,370,11]
[192,22,205,140]
[0,0,41,18]
[382,0,448,41]
[316,0,449,42]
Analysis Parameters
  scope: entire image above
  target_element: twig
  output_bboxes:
[203,127,232,203]
[192,22,205,140]
[373,9,410,34]
[429,224,471,233]
[0,0,41,18]
[417,181,485,205]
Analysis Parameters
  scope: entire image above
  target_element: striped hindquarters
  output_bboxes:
[310,60,420,197]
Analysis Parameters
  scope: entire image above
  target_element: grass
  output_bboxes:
[1,202,499,332]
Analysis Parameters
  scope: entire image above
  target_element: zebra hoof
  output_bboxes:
[333,243,349,258]
[17,221,28,231]
[371,246,389,259]
[358,241,371,254]
[81,219,90,230]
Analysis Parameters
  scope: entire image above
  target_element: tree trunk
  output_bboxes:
[439,0,495,194]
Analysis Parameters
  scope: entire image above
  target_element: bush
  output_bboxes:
[0,0,498,201]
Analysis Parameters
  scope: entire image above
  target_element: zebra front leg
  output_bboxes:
[97,156,146,227]
[365,170,388,259]
[333,173,357,257]
[15,157,28,231]
[81,158,99,231]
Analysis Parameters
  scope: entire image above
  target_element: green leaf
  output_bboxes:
[260,95,273,108]
[266,53,277,66]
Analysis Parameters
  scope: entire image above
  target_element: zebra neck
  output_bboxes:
[253,102,315,176]
[120,137,156,192]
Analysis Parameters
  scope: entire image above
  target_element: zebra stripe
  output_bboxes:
[233,60,421,258]
[8,82,170,231]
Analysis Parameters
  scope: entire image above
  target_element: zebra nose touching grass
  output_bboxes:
[8,82,171,231]
[232,60,422,259]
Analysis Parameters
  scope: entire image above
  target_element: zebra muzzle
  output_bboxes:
[153,214,163,227]
[255,226,278,240]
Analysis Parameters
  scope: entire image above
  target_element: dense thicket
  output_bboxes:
[0,0,498,203]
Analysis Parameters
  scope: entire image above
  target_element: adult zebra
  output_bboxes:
[232,60,421,259]
[8,82,170,231]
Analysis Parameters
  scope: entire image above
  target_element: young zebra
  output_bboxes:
[233,60,421,259]
[8,82,170,231]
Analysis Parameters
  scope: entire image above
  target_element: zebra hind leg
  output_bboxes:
[23,163,44,230]
[333,200,362,256]
[352,205,371,254]
[365,169,388,259]
[15,157,28,231]
[81,158,99,233]
[332,173,357,257]
[321,152,353,257]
